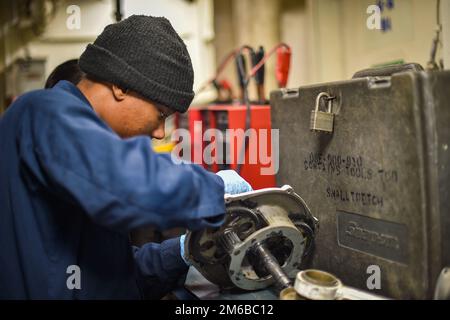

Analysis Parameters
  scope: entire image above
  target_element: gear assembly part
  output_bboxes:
[184,185,318,291]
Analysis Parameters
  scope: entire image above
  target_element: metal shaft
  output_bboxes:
[252,242,292,290]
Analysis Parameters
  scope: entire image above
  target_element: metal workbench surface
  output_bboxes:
[176,267,278,300]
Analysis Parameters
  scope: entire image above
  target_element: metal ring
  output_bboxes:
[294,269,343,300]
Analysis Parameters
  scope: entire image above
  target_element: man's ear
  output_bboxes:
[111,84,128,101]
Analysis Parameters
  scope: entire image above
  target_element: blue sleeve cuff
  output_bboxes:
[134,237,188,280]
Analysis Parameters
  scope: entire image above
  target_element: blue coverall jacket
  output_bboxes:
[0,81,226,299]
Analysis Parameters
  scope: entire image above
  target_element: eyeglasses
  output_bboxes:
[156,104,174,121]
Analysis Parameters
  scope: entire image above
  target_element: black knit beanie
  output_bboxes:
[79,15,194,113]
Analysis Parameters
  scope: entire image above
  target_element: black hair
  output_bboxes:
[45,59,85,89]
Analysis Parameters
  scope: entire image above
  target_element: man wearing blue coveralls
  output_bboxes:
[0,15,251,299]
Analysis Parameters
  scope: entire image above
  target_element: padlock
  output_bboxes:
[310,92,334,133]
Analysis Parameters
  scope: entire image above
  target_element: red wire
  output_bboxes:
[196,49,238,94]
[196,45,253,95]
[246,43,291,82]
[195,43,291,95]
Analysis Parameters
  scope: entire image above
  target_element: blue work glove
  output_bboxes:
[216,170,253,195]
[179,234,191,266]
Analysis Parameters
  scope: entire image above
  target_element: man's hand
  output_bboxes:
[216,170,253,195]
[181,171,251,266]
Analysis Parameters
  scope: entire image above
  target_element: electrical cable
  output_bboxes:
[235,46,253,174]
[196,45,253,96]
[194,43,291,174]
[437,0,441,25]
[246,43,291,82]
[427,0,442,70]
[236,43,291,174]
